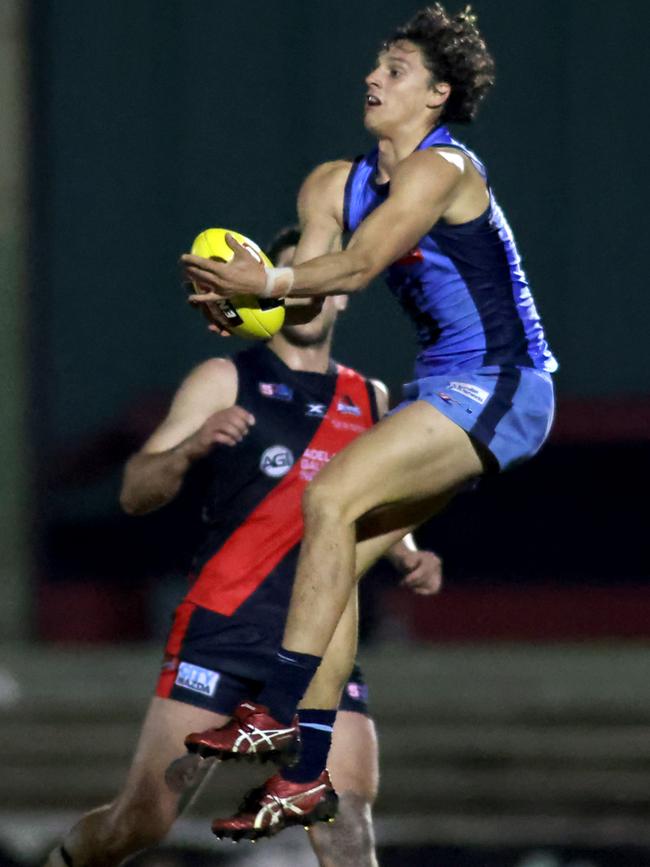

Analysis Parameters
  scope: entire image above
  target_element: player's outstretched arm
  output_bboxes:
[120,358,252,515]
[289,150,463,296]
[183,150,463,302]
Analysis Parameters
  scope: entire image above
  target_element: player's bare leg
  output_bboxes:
[44,699,229,867]
[309,710,379,867]
[284,401,484,656]
[301,530,398,866]
[300,591,379,865]
[300,587,359,709]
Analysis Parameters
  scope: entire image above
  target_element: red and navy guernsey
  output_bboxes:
[158,343,378,687]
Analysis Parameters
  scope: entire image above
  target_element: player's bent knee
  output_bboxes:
[302,478,357,528]
[302,479,340,518]
[309,792,377,867]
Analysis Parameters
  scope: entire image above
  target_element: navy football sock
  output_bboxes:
[281,709,336,783]
[257,647,322,725]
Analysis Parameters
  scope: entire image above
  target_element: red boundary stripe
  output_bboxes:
[187,368,373,616]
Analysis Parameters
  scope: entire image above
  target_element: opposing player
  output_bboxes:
[44,228,441,867]
[181,3,558,833]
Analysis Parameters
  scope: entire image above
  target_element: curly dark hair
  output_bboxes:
[386,4,495,124]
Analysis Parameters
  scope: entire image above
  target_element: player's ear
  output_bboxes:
[426,80,450,110]
[333,294,349,313]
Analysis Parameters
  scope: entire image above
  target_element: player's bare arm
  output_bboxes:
[279,160,350,324]
[183,150,466,302]
[120,358,252,515]
[299,148,468,295]
[295,160,349,264]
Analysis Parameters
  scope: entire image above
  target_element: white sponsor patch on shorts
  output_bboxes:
[175,662,220,697]
[447,381,490,405]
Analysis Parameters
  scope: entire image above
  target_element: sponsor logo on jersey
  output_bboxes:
[300,446,333,482]
[331,418,366,433]
[260,445,294,478]
[259,382,294,401]
[447,381,490,405]
[175,662,220,696]
[337,395,362,416]
[306,402,327,417]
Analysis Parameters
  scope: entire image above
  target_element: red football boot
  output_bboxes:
[212,770,338,841]
[184,700,300,765]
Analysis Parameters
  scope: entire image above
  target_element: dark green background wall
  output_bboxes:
[32,0,648,455]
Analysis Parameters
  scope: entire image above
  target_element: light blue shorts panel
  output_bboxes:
[394,366,555,471]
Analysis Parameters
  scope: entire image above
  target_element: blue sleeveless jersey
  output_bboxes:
[343,125,558,377]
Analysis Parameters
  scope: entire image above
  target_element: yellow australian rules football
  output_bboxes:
[190,227,285,340]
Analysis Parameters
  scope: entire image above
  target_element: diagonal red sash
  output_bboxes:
[187,366,372,615]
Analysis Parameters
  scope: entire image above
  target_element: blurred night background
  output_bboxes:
[1,0,649,865]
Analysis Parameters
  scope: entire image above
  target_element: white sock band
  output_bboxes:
[263,266,294,299]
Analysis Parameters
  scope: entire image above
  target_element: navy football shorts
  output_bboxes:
[157,657,370,717]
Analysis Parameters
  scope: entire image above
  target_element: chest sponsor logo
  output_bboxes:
[330,418,367,433]
[175,662,220,697]
[300,447,333,482]
[306,403,327,417]
[447,381,490,405]
[337,395,362,417]
[259,382,293,401]
[260,444,294,478]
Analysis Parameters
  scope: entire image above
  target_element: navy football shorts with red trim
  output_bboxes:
[155,601,370,717]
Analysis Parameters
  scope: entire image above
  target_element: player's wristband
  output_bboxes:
[263,266,294,299]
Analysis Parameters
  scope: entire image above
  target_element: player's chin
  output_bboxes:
[362,112,378,133]
[281,323,327,347]
[362,109,385,135]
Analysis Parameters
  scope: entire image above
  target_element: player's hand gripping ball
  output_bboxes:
[190,228,285,340]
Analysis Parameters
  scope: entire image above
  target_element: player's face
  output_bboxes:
[364,41,440,137]
[277,245,346,347]
[281,295,344,347]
